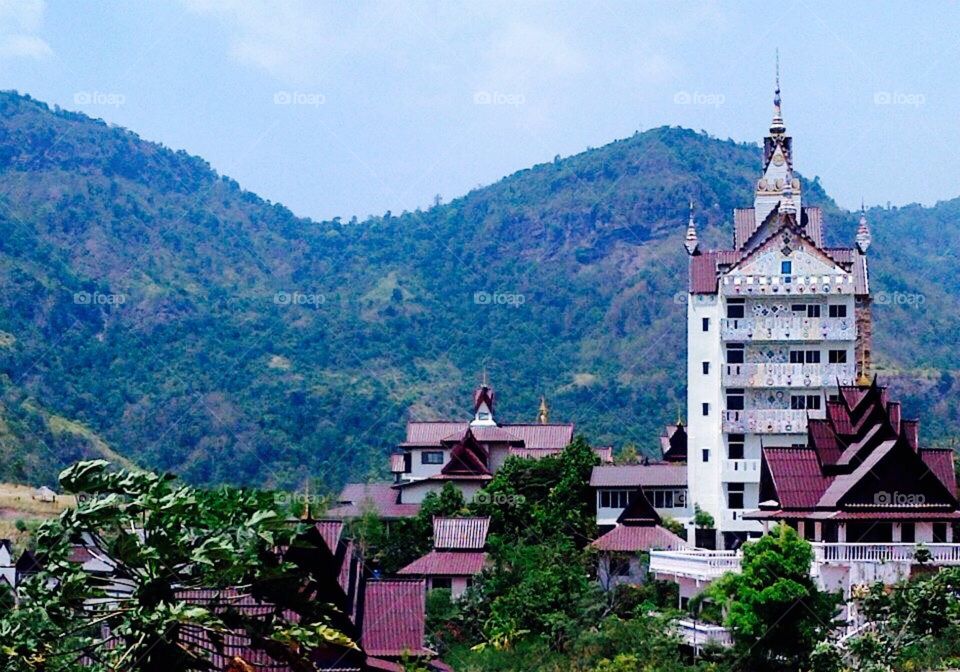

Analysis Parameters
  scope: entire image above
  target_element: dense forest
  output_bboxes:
[0,90,958,489]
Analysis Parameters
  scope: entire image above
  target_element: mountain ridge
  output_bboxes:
[0,89,957,489]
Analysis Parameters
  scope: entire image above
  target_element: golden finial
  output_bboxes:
[537,395,550,424]
[856,348,870,387]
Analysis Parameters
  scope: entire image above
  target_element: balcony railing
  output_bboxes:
[722,409,811,434]
[812,543,960,565]
[720,317,854,341]
[721,458,761,482]
[720,273,854,296]
[723,362,856,388]
[674,619,733,650]
[649,550,742,582]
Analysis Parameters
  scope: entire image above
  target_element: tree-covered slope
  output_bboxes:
[0,90,955,488]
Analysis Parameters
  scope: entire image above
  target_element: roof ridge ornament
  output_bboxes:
[856,200,872,253]
[770,49,786,134]
[684,200,700,255]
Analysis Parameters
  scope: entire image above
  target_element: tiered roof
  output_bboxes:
[399,516,490,578]
[750,378,959,521]
[590,488,687,552]
[660,423,687,463]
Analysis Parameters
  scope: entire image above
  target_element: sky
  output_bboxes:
[0,0,957,222]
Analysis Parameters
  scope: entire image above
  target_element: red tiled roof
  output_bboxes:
[590,464,687,488]
[502,424,574,449]
[405,422,468,445]
[443,425,522,443]
[733,208,756,250]
[433,517,489,550]
[315,520,345,555]
[397,551,488,577]
[441,429,491,476]
[390,453,406,473]
[763,448,833,508]
[361,580,429,658]
[922,449,958,497]
[589,525,687,552]
[689,251,720,294]
[327,482,421,519]
[804,207,824,247]
[405,422,573,450]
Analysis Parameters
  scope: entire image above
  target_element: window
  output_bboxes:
[829,304,847,318]
[702,449,710,463]
[702,402,710,416]
[807,304,821,318]
[600,490,631,509]
[431,577,452,591]
[422,451,444,465]
[726,389,745,411]
[726,300,745,319]
[792,303,806,314]
[791,394,821,410]
[651,489,676,509]
[728,434,745,460]
[934,523,948,543]
[794,304,820,317]
[829,349,847,364]
[822,521,838,543]
[790,349,820,364]
[901,522,915,543]
[702,317,710,332]
[702,361,710,375]
[610,553,632,577]
[781,260,793,275]
[804,522,817,541]
[726,343,744,364]
[727,483,745,509]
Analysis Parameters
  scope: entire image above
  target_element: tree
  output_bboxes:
[0,460,355,671]
[710,525,841,670]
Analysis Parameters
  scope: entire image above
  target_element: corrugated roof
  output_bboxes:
[327,482,421,519]
[689,251,719,294]
[433,517,489,550]
[590,464,687,488]
[315,520,345,555]
[405,422,572,450]
[763,448,833,508]
[361,579,429,658]
[589,525,687,552]
[397,551,488,577]
[733,208,756,250]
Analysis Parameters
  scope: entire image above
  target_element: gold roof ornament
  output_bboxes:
[537,395,550,424]
[300,480,312,521]
[856,349,871,387]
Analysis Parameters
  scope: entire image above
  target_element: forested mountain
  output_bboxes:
[0,90,957,488]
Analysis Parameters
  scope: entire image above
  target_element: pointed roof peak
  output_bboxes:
[770,49,786,134]
[684,200,699,255]
[856,200,872,253]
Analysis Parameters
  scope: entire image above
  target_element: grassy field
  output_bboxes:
[0,483,74,550]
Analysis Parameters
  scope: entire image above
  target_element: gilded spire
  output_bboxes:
[856,199,872,253]
[300,479,312,521]
[856,348,871,387]
[770,49,785,134]
[684,200,699,255]
[537,395,550,424]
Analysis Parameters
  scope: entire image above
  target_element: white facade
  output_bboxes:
[685,109,862,550]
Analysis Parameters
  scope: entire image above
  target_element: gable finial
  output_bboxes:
[684,200,699,255]
[537,395,550,424]
[770,49,785,134]
[856,199,872,253]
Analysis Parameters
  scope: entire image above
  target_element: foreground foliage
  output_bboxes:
[0,460,353,671]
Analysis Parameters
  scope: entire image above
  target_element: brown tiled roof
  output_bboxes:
[763,448,833,508]
[405,422,573,450]
[397,551,488,577]
[360,580,430,658]
[328,482,421,519]
[433,517,489,550]
[590,464,687,488]
[589,525,687,552]
[733,208,756,250]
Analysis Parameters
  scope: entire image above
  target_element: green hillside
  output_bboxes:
[0,90,956,488]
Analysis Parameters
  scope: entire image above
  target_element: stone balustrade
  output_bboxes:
[723,362,856,387]
[721,316,854,341]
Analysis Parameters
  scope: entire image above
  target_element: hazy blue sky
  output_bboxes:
[0,1,956,221]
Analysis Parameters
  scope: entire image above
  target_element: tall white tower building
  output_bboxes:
[684,78,872,550]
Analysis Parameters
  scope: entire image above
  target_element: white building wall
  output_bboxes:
[687,293,724,543]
